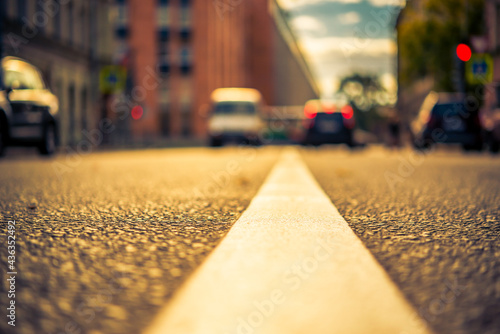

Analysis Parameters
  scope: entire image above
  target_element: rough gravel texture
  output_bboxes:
[302,146,500,334]
[0,147,279,334]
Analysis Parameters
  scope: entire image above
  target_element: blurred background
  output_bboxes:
[0,0,495,150]
[1,3,499,334]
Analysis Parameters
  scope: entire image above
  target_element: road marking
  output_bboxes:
[145,148,431,334]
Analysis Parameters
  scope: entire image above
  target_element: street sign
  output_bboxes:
[99,65,127,94]
[466,53,493,85]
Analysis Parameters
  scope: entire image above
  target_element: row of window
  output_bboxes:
[158,48,193,75]
[116,0,191,5]
[8,0,90,50]
[114,26,191,40]
[114,2,191,29]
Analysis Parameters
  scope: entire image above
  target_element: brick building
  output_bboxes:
[113,0,319,140]
[1,0,319,144]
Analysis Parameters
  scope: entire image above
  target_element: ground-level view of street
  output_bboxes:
[0,145,498,334]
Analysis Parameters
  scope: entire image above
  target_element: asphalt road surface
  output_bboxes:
[0,145,499,334]
[0,147,279,334]
[302,146,500,334]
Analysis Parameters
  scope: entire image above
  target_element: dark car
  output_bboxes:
[411,92,482,151]
[302,99,355,147]
[0,57,59,156]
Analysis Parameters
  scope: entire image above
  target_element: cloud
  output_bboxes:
[278,0,362,10]
[291,15,328,34]
[299,36,397,58]
[380,72,397,91]
[337,11,361,25]
[367,0,405,7]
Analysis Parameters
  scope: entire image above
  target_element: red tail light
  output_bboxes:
[304,103,317,119]
[341,105,354,119]
[341,105,355,129]
[131,105,144,120]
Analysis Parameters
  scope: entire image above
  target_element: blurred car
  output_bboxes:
[207,88,265,146]
[411,92,482,151]
[0,57,59,156]
[482,108,500,153]
[301,99,355,147]
[481,88,500,153]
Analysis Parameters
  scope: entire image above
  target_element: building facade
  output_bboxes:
[483,0,500,114]
[114,0,319,140]
[1,0,319,145]
[2,0,115,147]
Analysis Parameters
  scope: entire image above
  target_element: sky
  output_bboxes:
[277,0,405,98]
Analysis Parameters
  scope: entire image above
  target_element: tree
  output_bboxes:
[398,0,485,91]
[337,73,391,131]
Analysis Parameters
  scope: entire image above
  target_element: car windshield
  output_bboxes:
[431,103,466,117]
[316,112,343,121]
[3,68,45,90]
[214,102,256,114]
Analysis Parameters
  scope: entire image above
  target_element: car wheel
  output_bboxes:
[210,137,223,147]
[38,124,57,155]
[490,140,500,153]
[414,140,431,151]
[462,141,482,152]
[0,125,6,157]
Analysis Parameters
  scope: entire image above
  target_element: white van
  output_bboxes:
[207,88,265,146]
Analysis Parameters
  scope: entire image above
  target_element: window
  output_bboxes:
[157,2,170,28]
[80,6,87,50]
[214,102,256,115]
[158,42,170,74]
[54,3,61,39]
[36,1,45,34]
[17,0,27,19]
[158,28,169,41]
[115,3,128,25]
[68,1,74,45]
[180,6,191,40]
[180,5,191,28]
[180,46,192,74]
[114,1,128,39]
[115,26,128,39]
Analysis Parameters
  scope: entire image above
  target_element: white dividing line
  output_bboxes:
[145,148,431,334]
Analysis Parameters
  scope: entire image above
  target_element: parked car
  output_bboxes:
[411,92,482,151]
[481,87,500,153]
[207,88,265,146]
[0,57,59,156]
[482,108,500,153]
[302,99,355,147]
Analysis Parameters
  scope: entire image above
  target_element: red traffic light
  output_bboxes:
[456,44,471,62]
[131,105,144,120]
